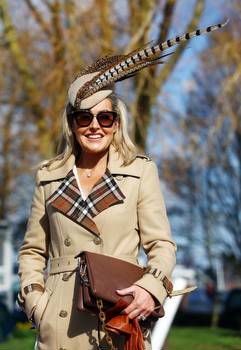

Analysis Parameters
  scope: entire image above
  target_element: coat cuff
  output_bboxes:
[134,273,168,305]
[24,291,43,320]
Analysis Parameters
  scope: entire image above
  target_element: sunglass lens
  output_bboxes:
[75,112,92,127]
[98,112,116,127]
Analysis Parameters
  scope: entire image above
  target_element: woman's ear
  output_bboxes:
[113,118,119,133]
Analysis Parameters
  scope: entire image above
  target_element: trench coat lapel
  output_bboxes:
[46,169,100,236]
[46,156,125,236]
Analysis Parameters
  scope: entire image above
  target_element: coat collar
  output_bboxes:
[46,168,125,236]
[38,145,143,183]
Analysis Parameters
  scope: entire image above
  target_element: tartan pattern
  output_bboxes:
[162,276,174,296]
[46,168,125,236]
[145,266,173,296]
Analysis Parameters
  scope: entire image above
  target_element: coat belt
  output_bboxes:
[49,256,79,274]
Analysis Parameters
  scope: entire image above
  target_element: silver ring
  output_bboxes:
[139,314,146,321]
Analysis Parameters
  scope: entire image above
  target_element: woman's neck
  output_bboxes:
[77,150,108,171]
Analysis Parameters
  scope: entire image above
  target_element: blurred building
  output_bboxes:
[0,220,15,311]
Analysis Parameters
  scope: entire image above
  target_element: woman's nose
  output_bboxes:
[89,116,100,129]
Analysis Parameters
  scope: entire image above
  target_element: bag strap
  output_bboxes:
[96,298,117,350]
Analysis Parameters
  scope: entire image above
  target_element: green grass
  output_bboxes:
[0,325,240,349]
[168,327,241,350]
[0,331,36,350]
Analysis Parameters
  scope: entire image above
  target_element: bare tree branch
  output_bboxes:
[24,0,52,37]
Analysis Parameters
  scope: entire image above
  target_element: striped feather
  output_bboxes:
[75,19,228,104]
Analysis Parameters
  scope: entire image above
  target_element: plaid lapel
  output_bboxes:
[46,168,125,236]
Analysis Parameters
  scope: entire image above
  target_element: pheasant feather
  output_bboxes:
[75,19,228,107]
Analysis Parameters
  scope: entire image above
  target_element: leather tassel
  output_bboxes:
[105,299,145,350]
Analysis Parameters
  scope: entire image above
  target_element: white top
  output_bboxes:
[73,165,87,200]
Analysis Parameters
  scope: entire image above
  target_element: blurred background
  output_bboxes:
[0,0,240,349]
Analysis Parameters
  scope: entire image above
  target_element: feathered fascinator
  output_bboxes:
[68,20,228,110]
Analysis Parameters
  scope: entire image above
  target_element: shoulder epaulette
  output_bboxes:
[136,154,151,161]
[39,164,48,170]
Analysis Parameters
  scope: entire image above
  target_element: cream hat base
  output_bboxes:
[68,72,113,110]
[79,89,113,109]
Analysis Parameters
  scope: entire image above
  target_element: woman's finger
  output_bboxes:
[122,299,138,315]
[122,298,152,317]
[128,307,152,320]
[127,308,142,320]
[116,286,135,296]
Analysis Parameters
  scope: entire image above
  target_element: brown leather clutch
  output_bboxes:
[75,251,164,319]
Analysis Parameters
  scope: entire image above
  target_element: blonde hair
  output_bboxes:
[38,93,137,170]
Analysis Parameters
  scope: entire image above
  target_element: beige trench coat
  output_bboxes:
[18,145,176,350]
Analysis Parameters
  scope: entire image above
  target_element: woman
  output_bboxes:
[18,21,224,349]
[18,88,176,349]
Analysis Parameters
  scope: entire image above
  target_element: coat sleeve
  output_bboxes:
[134,160,176,305]
[18,169,50,320]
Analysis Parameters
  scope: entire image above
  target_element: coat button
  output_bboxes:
[62,273,69,281]
[64,238,71,247]
[116,175,124,181]
[93,236,102,245]
[59,310,68,318]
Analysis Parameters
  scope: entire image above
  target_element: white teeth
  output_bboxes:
[87,134,102,139]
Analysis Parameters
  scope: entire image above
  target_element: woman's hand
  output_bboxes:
[116,285,155,320]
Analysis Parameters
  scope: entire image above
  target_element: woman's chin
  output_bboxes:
[81,144,109,155]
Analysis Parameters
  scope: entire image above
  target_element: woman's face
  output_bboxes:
[72,98,119,155]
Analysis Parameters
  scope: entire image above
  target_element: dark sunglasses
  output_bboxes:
[71,110,118,128]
